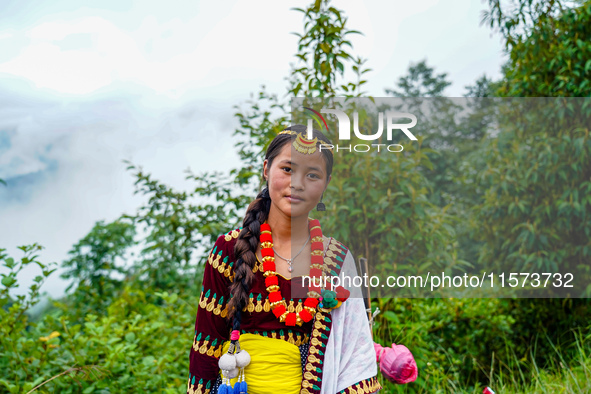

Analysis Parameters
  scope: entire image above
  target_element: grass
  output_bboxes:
[375,319,591,393]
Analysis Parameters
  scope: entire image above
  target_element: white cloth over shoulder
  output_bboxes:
[321,250,379,394]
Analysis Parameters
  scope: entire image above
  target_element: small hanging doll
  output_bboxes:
[217,330,251,394]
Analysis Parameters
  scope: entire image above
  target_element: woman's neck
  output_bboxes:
[266,207,310,246]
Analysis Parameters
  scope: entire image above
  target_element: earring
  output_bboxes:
[316,193,326,211]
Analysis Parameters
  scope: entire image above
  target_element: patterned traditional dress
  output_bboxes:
[187,228,382,394]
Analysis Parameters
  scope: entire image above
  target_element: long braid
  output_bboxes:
[226,188,271,331]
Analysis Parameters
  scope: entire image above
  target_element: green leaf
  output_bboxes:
[1,275,16,287]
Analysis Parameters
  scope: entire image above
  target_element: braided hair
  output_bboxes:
[226,124,334,332]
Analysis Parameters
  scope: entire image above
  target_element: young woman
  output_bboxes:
[187,125,381,394]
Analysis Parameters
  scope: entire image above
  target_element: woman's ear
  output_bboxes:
[263,159,269,180]
[325,174,332,191]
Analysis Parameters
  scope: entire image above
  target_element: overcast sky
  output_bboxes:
[0,0,506,299]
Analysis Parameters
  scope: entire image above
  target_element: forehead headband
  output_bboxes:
[278,130,333,155]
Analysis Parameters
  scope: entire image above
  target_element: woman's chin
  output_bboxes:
[278,203,310,218]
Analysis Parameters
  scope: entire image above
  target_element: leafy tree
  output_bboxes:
[483,0,591,96]
[125,165,204,292]
[474,0,591,283]
[465,0,591,374]
[61,219,136,317]
[383,61,494,216]
[288,0,365,97]
[384,61,459,206]
[450,78,499,266]
[464,74,495,98]
[385,59,451,98]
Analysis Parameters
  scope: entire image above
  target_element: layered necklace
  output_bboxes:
[259,219,324,327]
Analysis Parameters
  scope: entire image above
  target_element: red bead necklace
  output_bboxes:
[259,219,324,327]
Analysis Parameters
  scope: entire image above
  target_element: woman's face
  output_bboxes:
[263,141,330,219]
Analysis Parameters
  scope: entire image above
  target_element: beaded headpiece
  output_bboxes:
[278,129,333,155]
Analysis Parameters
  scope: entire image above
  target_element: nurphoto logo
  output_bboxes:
[303,107,418,153]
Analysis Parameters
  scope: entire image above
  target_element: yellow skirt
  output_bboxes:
[220,333,302,394]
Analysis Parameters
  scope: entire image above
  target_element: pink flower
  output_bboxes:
[374,342,418,384]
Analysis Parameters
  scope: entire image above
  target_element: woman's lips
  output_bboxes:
[286,196,303,202]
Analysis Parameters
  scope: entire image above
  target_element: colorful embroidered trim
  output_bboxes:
[337,376,383,394]
[299,237,351,393]
[207,246,234,280]
[187,374,212,394]
[238,329,310,347]
[223,228,241,242]
[300,309,333,394]
[192,332,224,358]
[198,289,228,318]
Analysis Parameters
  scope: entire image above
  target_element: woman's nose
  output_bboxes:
[290,174,304,190]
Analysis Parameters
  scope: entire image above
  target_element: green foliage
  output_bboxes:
[379,2,591,391]
[473,101,591,277]
[373,297,591,393]
[377,308,591,393]
[289,0,365,97]
[1,244,56,333]
[385,59,451,98]
[1,250,193,392]
[232,87,290,182]
[466,99,591,373]
[383,65,497,267]
[466,1,591,388]
[0,246,56,341]
[374,298,515,392]
[125,163,205,291]
[60,219,136,318]
[464,75,495,98]
[384,63,494,209]
[471,0,591,367]
[485,0,591,97]
[3,246,590,393]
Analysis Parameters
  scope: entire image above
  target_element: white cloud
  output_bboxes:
[0,17,142,94]
[0,1,300,96]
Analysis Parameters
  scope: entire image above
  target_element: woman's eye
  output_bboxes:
[308,173,320,179]
[282,167,292,173]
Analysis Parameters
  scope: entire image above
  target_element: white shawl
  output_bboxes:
[320,250,379,394]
